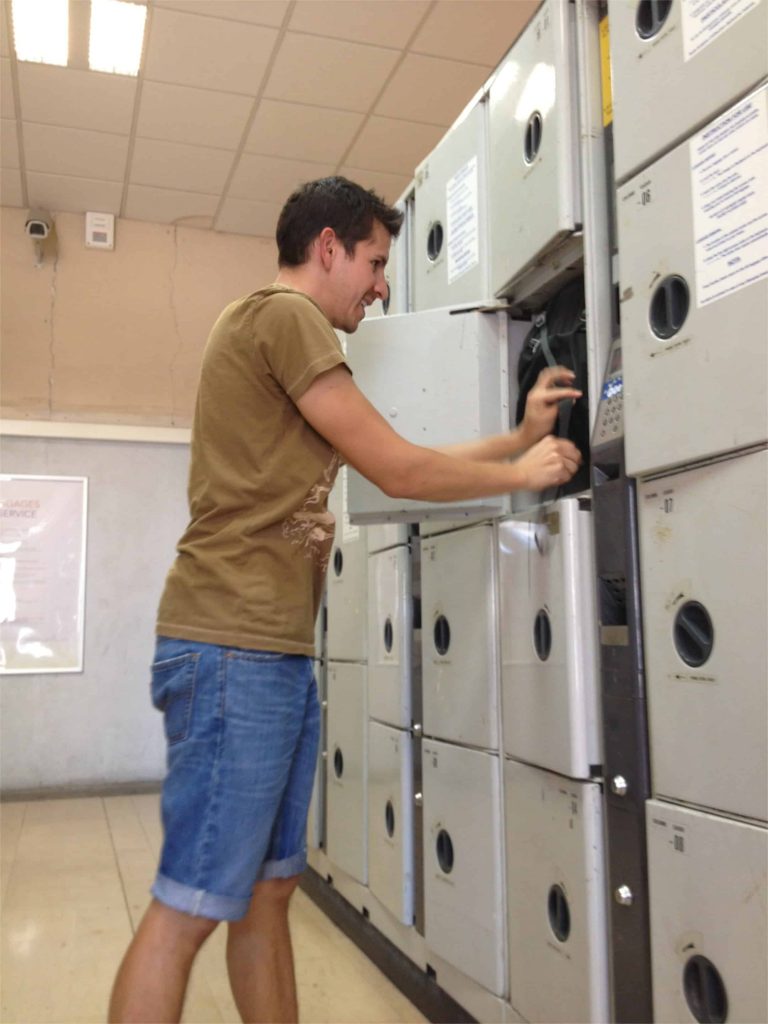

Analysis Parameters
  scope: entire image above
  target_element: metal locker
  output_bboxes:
[638,449,768,823]
[609,0,768,184]
[618,84,768,478]
[346,308,527,524]
[505,758,609,1024]
[367,721,415,925]
[326,468,368,662]
[422,740,506,997]
[421,524,500,750]
[646,799,768,1024]
[413,96,491,312]
[488,0,581,299]
[367,523,409,554]
[326,662,368,883]
[498,498,601,779]
[368,546,412,729]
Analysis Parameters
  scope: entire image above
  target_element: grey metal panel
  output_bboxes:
[367,546,412,729]
[422,740,506,997]
[367,523,409,554]
[619,86,768,477]
[413,97,492,311]
[346,309,526,524]
[609,0,768,184]
[326,469,368,662]
[499,499,601,779]
[326,662,368,883]
[367,721,415,925]
[646,800,768,1024]
[488,0,581,298]
[505,758,609,1024]
[638,449,768,823]
[421,524,500,750]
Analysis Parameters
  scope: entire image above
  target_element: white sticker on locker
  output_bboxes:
[682,0,760,62]
[690,87,768,308]
[446,155,480,284]
[341,467,360,542]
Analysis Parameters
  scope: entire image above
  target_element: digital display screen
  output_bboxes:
[601,375,623,401]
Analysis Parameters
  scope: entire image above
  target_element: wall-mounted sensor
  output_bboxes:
[25,208,52,239]
[85,212,115,250]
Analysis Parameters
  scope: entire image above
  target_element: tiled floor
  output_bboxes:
[0,795,428,1024]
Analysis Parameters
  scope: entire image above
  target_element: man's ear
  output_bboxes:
[317,227,337,270]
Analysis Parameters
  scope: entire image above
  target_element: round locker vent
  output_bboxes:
[434,615,451,656]
[383,617,394,653]
[333,747,344,779]
[635,0,673,39]
[333,547,343,577]
[683,955,728,1024]
[547,884,571,943]
[534,609,553,661]
[427,222,444,262]
[649,275,690,340]
[524,111,543,165]
[674,601,714,667]
[436,829,454,874]
[385,800,396,838]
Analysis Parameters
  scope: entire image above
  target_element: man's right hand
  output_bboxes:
[512,435,583,492]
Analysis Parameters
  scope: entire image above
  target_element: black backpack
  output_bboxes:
[515,278,591,497]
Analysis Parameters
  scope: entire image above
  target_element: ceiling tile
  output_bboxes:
[137,82,254,150]
[17,64,137,135]
[154,0,290,27]
[245,99,363,163]
[25,172,123,214]
[1,117,19,167]
[125,184,219,225]
[23,123,130,181]
[144,8,279,95]
[131,138,235,195]
[1,58,15,119]
[375,53,489,126]
[216,196,282,238]
[411,0,539,66]
[338,165,411,204]
[228,153,335,204]
[264,32,400,113]
[288,0,430,48]
[0,166,22,206]
[346,115,443,176]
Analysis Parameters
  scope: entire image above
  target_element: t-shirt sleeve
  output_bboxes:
[254,292,350,401]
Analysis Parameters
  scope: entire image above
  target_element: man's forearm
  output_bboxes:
[434,425,533,463]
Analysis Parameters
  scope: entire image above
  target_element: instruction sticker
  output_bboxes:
[682,0,760,61]
[690,87,768,307]
[446,156,480,284]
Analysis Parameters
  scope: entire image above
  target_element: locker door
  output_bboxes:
[367,722,414,925]
[327,469,368,662]
[326,663,368,883]
[368,546,412,729]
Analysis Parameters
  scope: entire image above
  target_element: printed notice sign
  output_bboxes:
[341,467,360,543]
[0,475,87,674]
[682,0,759,61]
[690,87,768,307]
[446,156,480,284]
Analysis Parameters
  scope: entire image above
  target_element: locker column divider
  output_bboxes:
[586,3,654,1019]
[410,529,426,938]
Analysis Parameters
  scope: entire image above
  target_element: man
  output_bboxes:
[109,177,581,1023]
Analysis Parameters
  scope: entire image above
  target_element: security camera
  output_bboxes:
[25,209,52,239]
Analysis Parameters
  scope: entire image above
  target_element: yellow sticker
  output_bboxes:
[599,16,613,127]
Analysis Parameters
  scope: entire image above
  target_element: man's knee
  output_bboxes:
[253,874,302,906]
[145,898,220,951]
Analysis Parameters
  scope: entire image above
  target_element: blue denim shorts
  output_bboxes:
[149,636,320,921]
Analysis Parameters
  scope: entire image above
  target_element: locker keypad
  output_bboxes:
[595,373,624,442]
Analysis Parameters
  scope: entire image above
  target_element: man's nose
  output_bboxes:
[373,277,389,302]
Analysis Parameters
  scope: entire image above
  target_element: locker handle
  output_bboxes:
[384,617,394,653]
[333,747,344,779]
[333,548,343,577]
[548,884,571,942]
[385,800,395,838]
[427,222,444,262]
[635,0,673,40]
[673,601,714,667]
[649,275,690,340]
[683,955,728,1024]
[436,829,454,874]
[524,111,543,165]
[433,615,451,656]
[534,609,552,661]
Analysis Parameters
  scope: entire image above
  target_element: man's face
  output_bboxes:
[327,220,391,333]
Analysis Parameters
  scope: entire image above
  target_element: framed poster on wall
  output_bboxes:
[0,475,88,674]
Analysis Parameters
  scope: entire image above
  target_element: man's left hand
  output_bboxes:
[518,366,582,448]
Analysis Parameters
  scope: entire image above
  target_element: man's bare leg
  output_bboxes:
[109,898,218,1023]
[226,875,302,1024]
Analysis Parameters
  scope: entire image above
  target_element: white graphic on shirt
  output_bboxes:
[281,451,341,570]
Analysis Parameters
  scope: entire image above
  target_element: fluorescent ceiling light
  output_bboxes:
[11,0,68,67]
[89,0,146,76]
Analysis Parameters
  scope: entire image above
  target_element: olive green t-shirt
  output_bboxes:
[156,285,348,655]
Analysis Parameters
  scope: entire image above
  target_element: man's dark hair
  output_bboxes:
[276,176,403,267]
